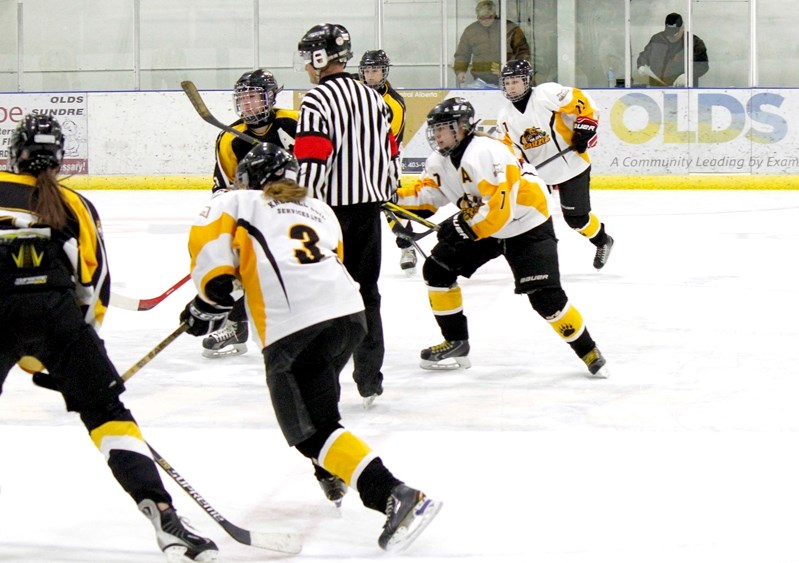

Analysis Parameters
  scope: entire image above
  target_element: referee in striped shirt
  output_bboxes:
[295,23,400,408]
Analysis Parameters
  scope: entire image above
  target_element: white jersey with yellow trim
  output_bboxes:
[396,135,552,240]
[188,189,364,348]
[496,82,598,185]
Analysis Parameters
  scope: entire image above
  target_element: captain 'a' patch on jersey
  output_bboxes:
[518,126,550,150]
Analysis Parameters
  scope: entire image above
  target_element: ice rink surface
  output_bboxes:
[2,188,799,562]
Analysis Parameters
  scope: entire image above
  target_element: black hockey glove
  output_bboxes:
[437,213,477,246]
[180,296,231,336]
[572,116,598,153]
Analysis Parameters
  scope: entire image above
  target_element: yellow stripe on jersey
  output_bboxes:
[545,302,586,343]
[318,429,377,490]
[577,212,601,239]
[60,188,110,325]
[515,175,550,218]
[428,285,463,316]
[218,123,250,180]
[234,225,268,349]
[90,421,151,461]
[188,211,238,270]
[396,176,442,215]
[336,240,344,261]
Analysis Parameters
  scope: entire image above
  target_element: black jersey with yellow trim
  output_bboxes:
[382,82,406,145]
[0,170,111,328]
[212,108,298,192]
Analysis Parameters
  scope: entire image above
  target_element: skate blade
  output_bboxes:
[201,343,247,359]
[383,498,443,553]
[362,394,378,409]
[588,365,610,379]
[164,546,219,563]
[419,357,471,370]
[401,266,417,277]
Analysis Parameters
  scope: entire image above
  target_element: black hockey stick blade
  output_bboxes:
[180,80,259,146]
[535,145,576,169]
[382,207,437,242]
[148,443,303,554]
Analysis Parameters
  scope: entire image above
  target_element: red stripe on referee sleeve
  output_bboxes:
[294,134,334,161]
[388,132,399,158]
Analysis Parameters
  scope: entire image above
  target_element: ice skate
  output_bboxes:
[582,347,609,378]
[202,319,248,358]
[420,340,471,370]
[138,499,219,563]
[378,484,442,552]
[399,247,417,276]
[356,377,383,409]
[316,473,348,508]
[593,235,614,270]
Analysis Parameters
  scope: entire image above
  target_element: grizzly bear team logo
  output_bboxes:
[519,127,549,150]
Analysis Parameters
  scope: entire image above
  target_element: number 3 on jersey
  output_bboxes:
[290,224,323,264]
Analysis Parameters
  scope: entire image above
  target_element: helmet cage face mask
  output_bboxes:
[359,64,389,88]
[426,120,463,156]
[425,97,477,156]
[359,50,390,88]
[500,60,533,102]
[233,70,282,124]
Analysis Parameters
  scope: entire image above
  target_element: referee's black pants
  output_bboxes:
[331,202,385,397]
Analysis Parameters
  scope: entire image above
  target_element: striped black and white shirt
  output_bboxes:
[295,72,400,206]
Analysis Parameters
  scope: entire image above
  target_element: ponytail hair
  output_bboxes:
[30,168,72,230]
[263,179,308,202]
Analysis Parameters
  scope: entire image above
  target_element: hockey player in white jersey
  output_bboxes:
[496,59,614,269]
[179,142,441,552]
[396,97,609,377]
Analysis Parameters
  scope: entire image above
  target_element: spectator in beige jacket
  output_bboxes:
[453,0,531,87]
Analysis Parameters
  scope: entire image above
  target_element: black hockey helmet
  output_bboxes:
[235,142,299,190]
[500,59,534,102]
[358,49,391,88]
[425,97,477,156]
[8,114,65,174]
[297,23,353,70]
[233,68,283,125]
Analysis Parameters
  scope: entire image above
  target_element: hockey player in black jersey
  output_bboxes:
[0,114,218,562]
[203,68,298,359]
[358,49,418,275]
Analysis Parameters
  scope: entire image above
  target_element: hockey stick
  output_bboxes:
[118,327,303,553]
[148,443,303,554]
[534,145,576,169]
[110,274,191,311]
[382,205,438,242]
[31,323,190,390]
[121,323,190,382]
[382,202,440,232]
[180,80,259,146]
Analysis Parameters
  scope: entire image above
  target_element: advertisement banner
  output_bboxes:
[0,93,89,174]
[397,88,799,176]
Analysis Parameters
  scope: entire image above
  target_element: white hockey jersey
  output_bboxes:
[188,189,364,348]
[396,135,552,240]
[496,82,598,185]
